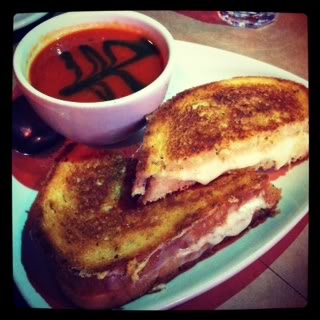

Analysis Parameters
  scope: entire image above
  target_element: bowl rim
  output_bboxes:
[13,11,175,109]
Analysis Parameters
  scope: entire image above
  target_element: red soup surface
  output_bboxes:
[29,25,165,103]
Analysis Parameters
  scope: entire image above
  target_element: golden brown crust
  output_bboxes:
[136,76,308,175]
[30,145,280,273]
[30,151,131,270]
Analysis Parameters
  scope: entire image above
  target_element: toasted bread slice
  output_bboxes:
[30,151,131,271]
[132,76,308,203]
[30,150,281,309]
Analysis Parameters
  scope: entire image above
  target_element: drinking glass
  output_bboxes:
[218,11,278,29]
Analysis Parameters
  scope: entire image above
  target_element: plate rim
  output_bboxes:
[14,13,48,31]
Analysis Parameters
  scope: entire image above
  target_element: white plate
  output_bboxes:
[12,40,309,309]
[13,13,48,31]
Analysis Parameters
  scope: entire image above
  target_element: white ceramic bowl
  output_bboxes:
[13,11,174,145]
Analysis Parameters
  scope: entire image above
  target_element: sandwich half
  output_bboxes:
[132,76,308,203]
[29,150,281,309]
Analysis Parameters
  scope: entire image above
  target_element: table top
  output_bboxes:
[139,11,308,80]
[13,11,308,310]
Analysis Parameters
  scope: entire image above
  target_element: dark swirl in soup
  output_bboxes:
[29,25,164,103]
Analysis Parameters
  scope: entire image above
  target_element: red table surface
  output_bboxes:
[175,11,227,25]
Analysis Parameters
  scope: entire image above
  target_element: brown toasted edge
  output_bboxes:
[26,144,78,271]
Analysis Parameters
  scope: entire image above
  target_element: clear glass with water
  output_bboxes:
[218,11,278,29]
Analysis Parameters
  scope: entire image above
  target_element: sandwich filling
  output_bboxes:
[176,195,267,257]
[134,122,308,202]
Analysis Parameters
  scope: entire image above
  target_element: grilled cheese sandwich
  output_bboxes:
[30,149,281,309]
[132,76,308,203]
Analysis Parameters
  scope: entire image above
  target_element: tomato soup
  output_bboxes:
[29,25,164,103]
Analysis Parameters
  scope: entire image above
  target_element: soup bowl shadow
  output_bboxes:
[13,11,174,145]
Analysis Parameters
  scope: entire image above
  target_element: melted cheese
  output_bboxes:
[126,195,267,280]
[177,196,267,257]
[76,197,270,281]
[157,131,308,184]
